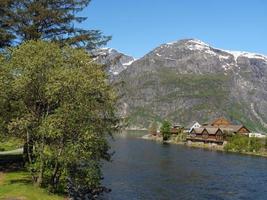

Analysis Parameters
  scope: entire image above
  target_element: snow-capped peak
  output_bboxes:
[182,39,267,61]
[224,50,267,61]
[186,39,210,47]
[184,39,216,56]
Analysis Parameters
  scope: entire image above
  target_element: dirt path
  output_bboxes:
[0,148,23,155]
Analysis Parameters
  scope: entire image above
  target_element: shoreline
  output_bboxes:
[141,134,267,158]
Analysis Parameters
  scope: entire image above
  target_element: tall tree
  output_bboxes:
[2,40,119,197]
[0,0,15,47]
[160,120,171,141]
[0,0,110,49]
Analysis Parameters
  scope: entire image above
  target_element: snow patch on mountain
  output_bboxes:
[90,48,135,76]
[184,39,267,62]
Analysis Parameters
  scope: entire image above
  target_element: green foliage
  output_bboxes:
[224,135,263,153]
[0,137,22,151]
[0,0,110,49]
[174,133,187,142]
[0,40,119,196]
[160,120,171,141]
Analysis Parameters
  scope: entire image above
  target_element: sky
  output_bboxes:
[80,0,267,58]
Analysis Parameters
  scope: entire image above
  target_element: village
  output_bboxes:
[145,117,267,154]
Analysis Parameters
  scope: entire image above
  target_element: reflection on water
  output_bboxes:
[102,133,267,200]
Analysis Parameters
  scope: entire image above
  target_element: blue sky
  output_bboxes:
[80,0,267,58]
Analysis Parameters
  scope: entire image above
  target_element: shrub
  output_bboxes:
[224,135,263,153]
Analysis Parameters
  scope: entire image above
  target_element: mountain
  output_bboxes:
[90,48,135,78]
[98,39,267,131]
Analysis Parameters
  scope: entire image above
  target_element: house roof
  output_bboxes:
[191,127,221,135]
[203,125,249,133]
[191,128,205,134]
[205,127,221,135]
[211,117,230,124]
[220,125,248,132]
[185,121,200,129]
[202,117,231,126]
[172,124,182,128]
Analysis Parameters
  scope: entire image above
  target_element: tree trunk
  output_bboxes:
[26,130,32,164]
[36,133,45,186]
[51,138,64,190]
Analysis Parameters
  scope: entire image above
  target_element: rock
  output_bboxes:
[95,39,267,132]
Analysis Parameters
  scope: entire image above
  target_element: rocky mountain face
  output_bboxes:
[90,48,135,79]
[97,39,267,131]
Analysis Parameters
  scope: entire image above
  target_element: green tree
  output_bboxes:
[2,40,119,197]
[224,135,263,153]
[0,0,16,47]
[0,0,110,49]
[0,54,21,134]
[160,120,171,141]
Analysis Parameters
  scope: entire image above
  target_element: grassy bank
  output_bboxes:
[142,134,267,158]
[0,137,23,152]
[0,170,65,200]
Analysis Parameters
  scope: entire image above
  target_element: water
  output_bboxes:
[102,133,267,200]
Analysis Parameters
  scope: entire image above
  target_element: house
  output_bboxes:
[202,117,250,136]
[171,124,183,134]
[187,127,224,144]
[202,117,231,127]
[185,121,201,133]
[210,118,231,126]
[187,117,250,145]
[218,125,250,136]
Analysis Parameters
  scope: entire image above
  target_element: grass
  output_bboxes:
[144,133,267,158]
[0,171,65,200]
[0,137,23,151]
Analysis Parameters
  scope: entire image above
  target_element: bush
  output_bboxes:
[224,135,263,153]
[174,133,187,142]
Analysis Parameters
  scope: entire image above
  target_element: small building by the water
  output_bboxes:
[187,127,224,144]
[185,121,201,133]
[171,124,183,134]
[187,117,250,145]
[202,117,250,136]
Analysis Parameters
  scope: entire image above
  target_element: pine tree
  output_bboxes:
[0,0,110,49]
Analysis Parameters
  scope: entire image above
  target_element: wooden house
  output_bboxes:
[202,117,250,136]
[171,124,183,134]
[187,127,224,144]
[219,125,250,136]
[202,117,231,127]
[187,117,250,145]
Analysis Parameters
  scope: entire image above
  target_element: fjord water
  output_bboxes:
[102,132,267,200]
